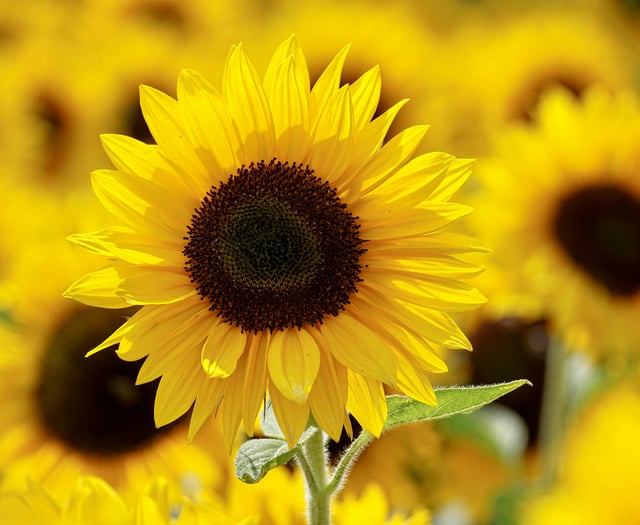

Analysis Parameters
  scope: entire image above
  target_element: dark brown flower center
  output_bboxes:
[552,183,640,296]
[183,159,366,333]
[36,305,181,456]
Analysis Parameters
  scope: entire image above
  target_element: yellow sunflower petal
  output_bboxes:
[91,169,192,238]
[67,227,182,267]
[223,43,275,162]
[242,335,269,436]
[267,329,320,404]
[264,55,311,162]
[361,202,473,240]
[346,371,387,437]
[176,69,239,181]
[310,86,354,182]
[63,266,131,309]
[349,65,381,133]
[345,99,409,181]
[269,384,310,448]
[352,124,430,195]
[201,321,248,378]
[116,267,195,305]
[307,345,348,442]
[154,358,202,427]
[100,134,164,180]
[310,44,350,120]
[139,84,210,185]
[318,315,396,384]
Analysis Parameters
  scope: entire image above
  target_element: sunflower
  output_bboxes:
[473,87,640,357]
[65,35,486,449]
[0,474,254,525]
[333,483,430,525]
[432,5,637,157]
[523,385,640,525]
[0,186,227,504]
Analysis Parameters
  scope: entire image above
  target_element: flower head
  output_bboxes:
[65,36,485,448]
[473,87,640,356]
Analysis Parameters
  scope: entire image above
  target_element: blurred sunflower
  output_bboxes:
[225,462,429,525]
[334,483,430,525]
[0,474,254,525]
[0,187,227,503]
[473,87,640,357]
[435,6,637,156]
[65,35,485,449]
[522,385,640,525]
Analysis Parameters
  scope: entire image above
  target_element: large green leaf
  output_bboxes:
[384,380,532,431]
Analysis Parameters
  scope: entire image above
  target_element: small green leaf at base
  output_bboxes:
[235,438,295,484]
[384,380,532,431]
[235,425,316,484]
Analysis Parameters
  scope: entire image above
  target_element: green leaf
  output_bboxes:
[235,426,316,484]
[384,380,531,431]
[235,439,296,484]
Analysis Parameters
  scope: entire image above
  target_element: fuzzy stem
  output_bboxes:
[297,426,332,525]
[327,428,374,496]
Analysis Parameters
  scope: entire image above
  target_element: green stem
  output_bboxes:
[297,426,331,525]
[327,429,373,495]
[538,337,569,487]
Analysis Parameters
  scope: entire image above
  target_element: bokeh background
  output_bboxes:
[2,0,640,523]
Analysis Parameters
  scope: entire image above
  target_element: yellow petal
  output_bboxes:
[223,44,275,162]
[307,346,348,442]
[267,329,320,404]
[264,55,311,162]
[100,134,163,179]
[67,227,183,267]
[64,477,129,524]
[349,65,381,133]
[319,314,397,384]
[360,202,473,239]
[351,124,430,194]
[177,69,239,180]
[63,266,131,309]
[242,335,269,436]
[310,44,350,121]
[118,299,208,361]
[346,371,387,437]
[91,169,192,238]
[344,99,409,182]
[154,359,202,427]
[363,152,453,208]
[201,321,248,378]
[429,157,475,201]
[139,84,210,188]
[117,267,195,305]
[269,384,310,448]
[310,86,354,182]
[189,378,225,441]
[395,353,437,406]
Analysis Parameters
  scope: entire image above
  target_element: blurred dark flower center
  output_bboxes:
[36,305,182,456]
[552,183,640,296]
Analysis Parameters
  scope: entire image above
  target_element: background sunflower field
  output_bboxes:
[2,0,640,523]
